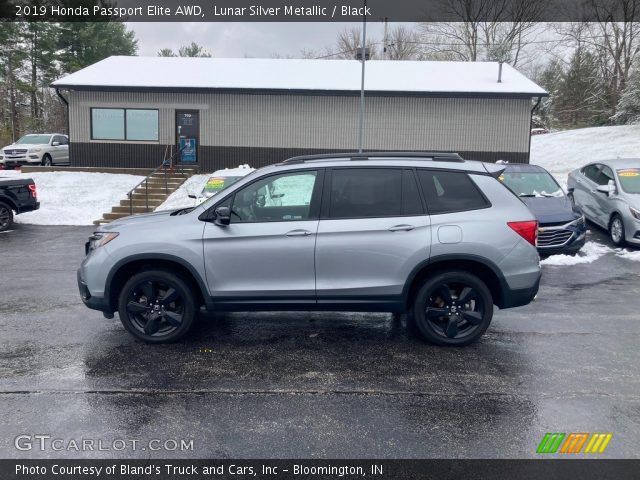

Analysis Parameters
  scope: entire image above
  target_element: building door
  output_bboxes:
[176,110,199,164]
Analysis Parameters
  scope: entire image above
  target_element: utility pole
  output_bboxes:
[357,0,367,153]
[383,17,388,60]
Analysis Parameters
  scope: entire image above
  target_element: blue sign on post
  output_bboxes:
[179,137,197,163]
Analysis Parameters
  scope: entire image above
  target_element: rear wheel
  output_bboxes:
[609,214,626,247]
[0,202,13,232]
[413,271,493,346]
[117,270,196,343]
[41,154,52,166]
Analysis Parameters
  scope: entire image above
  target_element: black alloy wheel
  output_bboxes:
[118,270,196,343]
[0,202,13,232]
[413,271,493,346]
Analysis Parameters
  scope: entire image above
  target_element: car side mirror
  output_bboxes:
[214,206,231,226]
[52,141,60,146]
[596,181,616,196]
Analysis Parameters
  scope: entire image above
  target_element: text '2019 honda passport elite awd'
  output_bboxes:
[78,153,541,346]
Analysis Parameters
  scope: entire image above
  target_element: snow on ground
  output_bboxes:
[0,170,143,225]
[156,174,210,211]
[540,241,611,266]
[531,125,640,188]
[615,248,640,262]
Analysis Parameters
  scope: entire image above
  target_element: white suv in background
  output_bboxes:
[0,134,69,168]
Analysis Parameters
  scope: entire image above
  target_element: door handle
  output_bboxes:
[285,229,312,237]
[590,189,597,194]
[388,224,415,232]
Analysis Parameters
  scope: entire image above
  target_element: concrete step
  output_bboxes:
[111,206,155,215]
[131,190,171,200]
[119,198,165,207]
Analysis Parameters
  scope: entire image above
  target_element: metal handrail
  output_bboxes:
[126,145,190,215]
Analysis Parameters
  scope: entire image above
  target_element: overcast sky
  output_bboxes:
[128,22,391,58]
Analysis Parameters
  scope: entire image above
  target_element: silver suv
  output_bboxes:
[78,153,541,346]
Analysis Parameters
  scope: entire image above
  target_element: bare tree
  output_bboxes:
[383,25,424,60]
[419,0,548,66]
[556,0,640,117]
[332,27,378,59]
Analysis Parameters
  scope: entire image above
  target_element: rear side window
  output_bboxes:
[417,170,489,214]
[329,168,402,218]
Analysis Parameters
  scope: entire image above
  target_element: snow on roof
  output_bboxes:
[52,56,546,96]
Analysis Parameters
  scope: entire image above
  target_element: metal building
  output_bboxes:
[52,56,547,172]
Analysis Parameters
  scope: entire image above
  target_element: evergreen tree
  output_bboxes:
[613,65,640,124]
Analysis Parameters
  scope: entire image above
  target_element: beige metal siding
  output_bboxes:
[68,90,531,154]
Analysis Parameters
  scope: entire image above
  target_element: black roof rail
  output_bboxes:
[280,151,464,165]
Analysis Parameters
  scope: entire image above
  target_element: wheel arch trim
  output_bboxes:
[402,254,508,308]
[104,253,212,312]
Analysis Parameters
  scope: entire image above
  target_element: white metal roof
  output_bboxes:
[52,56,547,96]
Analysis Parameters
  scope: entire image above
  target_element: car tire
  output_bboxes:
[41,154,52,166]
[609,214,626,247]
[413,271,493,346]
[0,201,14,232]
[117,269,197,343]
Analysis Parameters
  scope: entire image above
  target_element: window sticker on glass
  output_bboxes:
[618,169,640,177]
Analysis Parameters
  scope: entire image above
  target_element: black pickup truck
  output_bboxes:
[0,178,40,231]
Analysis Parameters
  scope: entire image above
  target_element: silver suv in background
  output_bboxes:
[0,133,69,168]
[78,152,541,346]
[568,159,640,247]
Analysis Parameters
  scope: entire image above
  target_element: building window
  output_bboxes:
[91,108,159,141]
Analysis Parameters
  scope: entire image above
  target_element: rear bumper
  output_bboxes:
[18,202,40,214]
[499,272,541,309]
[77,269,111,313]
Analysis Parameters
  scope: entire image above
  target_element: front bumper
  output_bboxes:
[77,269,111,314]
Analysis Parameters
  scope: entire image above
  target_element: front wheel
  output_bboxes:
[609,214,626,247]
[41,154,52,166]
[0,201,14,232]
[413,271,493,346]
[117,270,197,343]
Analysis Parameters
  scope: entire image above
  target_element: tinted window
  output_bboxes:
[329,168,402,218]
[595,165,614,186]
[582,164,601,183]
[231,171,317,223]
[92,108,125,140]
[402,169,424,215]
[418,170,489,214]
[126,109,159,141]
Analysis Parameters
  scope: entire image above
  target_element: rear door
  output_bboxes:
[574,164,601,224]
[592,164,616,226]
[315,167,431,306]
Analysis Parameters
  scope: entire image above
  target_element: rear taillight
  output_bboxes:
[28,184,37,199]
[508,221,538,247]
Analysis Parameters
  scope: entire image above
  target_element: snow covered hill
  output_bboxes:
[531,125,640,186]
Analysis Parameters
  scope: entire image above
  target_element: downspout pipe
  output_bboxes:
[55,87,71,165]
[527,96,542,164]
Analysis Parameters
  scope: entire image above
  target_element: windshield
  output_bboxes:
[499,171,563,197]
[617,169,640,194]
[15,135,51,145]
[200,176,243,198]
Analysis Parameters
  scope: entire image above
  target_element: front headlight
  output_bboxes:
[28,148,41,153]
[630,206,640,221]
[87,232,119,252]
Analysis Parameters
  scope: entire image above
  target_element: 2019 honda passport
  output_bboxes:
[78,152,540,346]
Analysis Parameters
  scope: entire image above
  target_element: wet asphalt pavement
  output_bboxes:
[0,223,639,459]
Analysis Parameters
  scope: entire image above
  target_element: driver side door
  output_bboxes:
[202,169,322,306]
